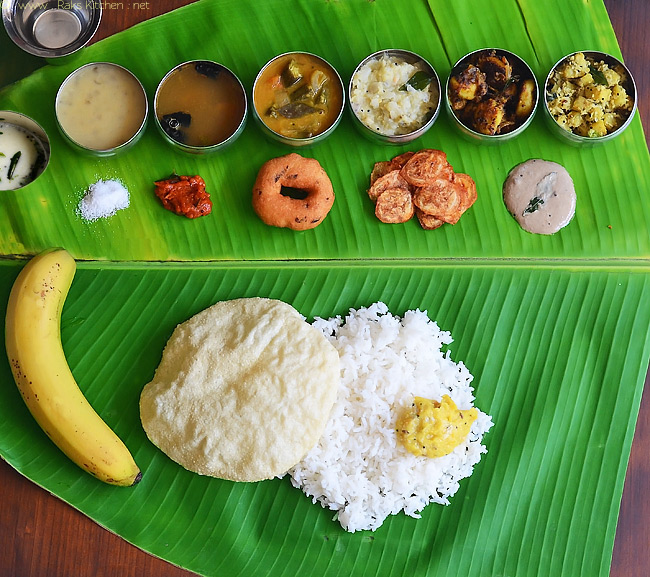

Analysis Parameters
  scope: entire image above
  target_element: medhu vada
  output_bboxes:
[252,153,335,230]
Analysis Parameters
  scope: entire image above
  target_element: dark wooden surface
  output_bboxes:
[1,1,648,576]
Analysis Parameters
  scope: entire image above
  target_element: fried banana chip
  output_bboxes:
[369,161,394,188]
[454,172,478,212]
[366,148,477,230]
[412,179,463,224]
[369,152,415,189]
[389,151,416,170]
[400,149,453,187]
[375,187,414,223]
[415,207,445,230]
[368,169,411,202]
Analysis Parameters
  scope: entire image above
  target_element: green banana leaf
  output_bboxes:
[1,260,649,577]
[0,0,648,261]
[0,1,649,576]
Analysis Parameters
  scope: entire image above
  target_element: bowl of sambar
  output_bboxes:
[252,52,345,146]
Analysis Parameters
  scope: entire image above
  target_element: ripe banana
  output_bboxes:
[5,248,142,486]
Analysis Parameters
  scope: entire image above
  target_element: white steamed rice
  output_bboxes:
[288,302,493,532]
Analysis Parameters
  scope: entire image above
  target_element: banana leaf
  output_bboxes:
[0,1,649,577]
[0,0,647,261]
[0,260,649,577]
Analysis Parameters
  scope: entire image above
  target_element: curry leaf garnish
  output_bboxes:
[589,65,609,86]
[7,151,21,180]
[523,195,544,215]
[399,70,434,91]
[502,74,520,92]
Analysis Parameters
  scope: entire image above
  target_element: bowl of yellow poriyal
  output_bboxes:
[543,50,637,145]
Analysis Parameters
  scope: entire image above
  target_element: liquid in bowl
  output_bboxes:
[56,63,147,153]
[155,61,247,150]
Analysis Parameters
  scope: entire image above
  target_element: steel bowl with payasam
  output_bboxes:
[55,62,148,157]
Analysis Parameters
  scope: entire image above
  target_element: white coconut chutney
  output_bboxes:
[503,159,576,234]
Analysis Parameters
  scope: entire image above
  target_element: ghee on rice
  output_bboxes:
[288,302,493,532]
[350,54,437,136]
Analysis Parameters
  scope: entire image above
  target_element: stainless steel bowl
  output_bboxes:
[445,48,538,144]
[154,60,247,155]
[349,49,441,144]
[543,50,637,146]
[2,0,101,63]
[252,51,345,147]
[55,63,148,157]
[0,111,50,190]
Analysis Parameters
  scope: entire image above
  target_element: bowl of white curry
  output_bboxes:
[0,111,50,191]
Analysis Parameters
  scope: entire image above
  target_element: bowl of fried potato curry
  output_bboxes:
[445,48,538,142]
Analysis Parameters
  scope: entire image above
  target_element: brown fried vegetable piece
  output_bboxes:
[448,65,487,110]
[516,79,536,118]
[472,98,509,136]
[474,53,512,89]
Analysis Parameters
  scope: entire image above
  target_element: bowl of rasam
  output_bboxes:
[154,60,248,154]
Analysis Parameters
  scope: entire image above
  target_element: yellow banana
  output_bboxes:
[5,248,141,486]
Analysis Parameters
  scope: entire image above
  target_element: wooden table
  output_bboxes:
[1,1,648,576]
